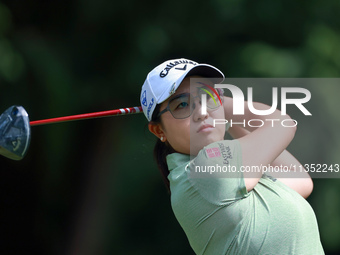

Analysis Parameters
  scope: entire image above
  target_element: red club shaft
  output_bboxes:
[30,106,143,126]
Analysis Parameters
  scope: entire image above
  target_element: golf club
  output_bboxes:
[0,105,143,161]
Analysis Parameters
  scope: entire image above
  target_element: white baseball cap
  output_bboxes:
[140,58,225,121]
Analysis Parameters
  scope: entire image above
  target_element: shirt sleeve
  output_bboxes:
[187,139,248,206]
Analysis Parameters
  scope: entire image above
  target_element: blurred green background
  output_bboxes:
[0,0,340,254]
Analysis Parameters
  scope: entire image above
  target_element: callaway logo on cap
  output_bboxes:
[140,58,225,121]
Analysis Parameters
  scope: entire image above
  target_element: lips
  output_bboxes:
[197,124,214,133]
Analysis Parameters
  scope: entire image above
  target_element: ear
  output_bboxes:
[148,122,166,141]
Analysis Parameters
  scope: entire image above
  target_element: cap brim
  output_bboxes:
[186,64,224,82]
[158,64,225,103]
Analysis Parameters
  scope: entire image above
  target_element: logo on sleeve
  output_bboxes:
[218,143,233,165]
[206,147,221,158]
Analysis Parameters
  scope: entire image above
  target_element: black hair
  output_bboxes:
[150,104,175,193]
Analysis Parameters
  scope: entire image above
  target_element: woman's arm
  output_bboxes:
[223,96,297,192]
[270,150,313,198]
[228,124,313,198]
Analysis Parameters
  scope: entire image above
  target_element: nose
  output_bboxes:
[192,96,209,122]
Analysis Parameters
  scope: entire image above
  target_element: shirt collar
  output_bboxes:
[166,153,191,171]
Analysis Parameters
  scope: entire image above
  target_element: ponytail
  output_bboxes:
[153,139,175,192]
[151,105,175,193]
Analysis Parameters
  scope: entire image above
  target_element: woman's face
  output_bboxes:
[152,76,226,155]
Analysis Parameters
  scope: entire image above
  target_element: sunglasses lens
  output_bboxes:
[169,94,193,119]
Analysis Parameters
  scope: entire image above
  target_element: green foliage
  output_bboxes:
[0,0,340,254]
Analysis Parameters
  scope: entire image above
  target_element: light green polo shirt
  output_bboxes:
[167,140,324,255]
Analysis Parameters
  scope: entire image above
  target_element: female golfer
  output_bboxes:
[140,58,324,254]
